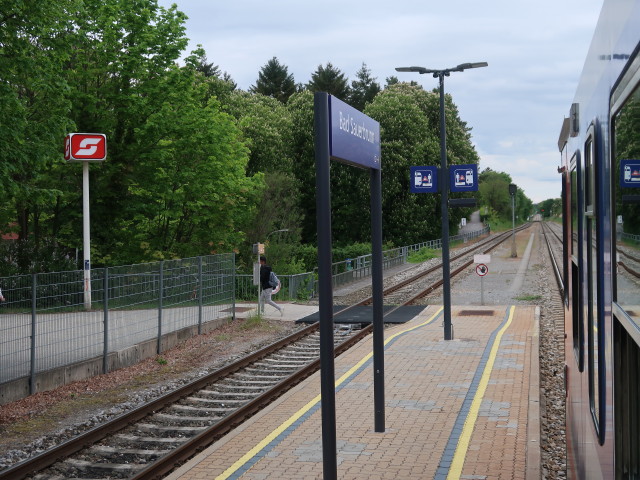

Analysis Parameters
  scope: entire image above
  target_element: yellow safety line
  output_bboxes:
[446,305,516,480]
[216,306,444,480]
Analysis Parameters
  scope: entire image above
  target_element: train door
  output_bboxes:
[583,125,606,445]
[611,54,640,479]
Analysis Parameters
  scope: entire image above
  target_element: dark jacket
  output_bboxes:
[260,264,273,290]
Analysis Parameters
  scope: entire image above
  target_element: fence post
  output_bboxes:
[197,256,203,334]
[157,260,163,354]
[103,268,109,374]
[29,274,37,395]
[231,253,236,321]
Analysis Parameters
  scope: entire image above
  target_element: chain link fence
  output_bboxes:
[0,254,235,394]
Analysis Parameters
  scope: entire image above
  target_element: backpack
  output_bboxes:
[269,271,279,289]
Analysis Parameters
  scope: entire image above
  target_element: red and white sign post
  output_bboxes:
[65,133,107,310]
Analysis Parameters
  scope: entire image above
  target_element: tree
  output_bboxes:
[0,0,78,239]
[306,62,350,101]
[479,169,512,219]
[222,90,303,267]
[250,57,296,103]
[349,63,381,111]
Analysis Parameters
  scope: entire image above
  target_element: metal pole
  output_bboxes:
[438,73,453,340]
[158,260,163,354]
[103,268,109,374]
[370,168,385,432]
[82,161,92,309]
[257,249,261,316]
[198,256,203,334]
[314,91,337,480]
[30,274,37,395]
[511,194,517,257]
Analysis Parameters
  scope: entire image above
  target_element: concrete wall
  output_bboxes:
[0,316,230,406]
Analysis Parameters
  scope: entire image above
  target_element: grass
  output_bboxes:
[514,294,542,301]
[407,247,439,263]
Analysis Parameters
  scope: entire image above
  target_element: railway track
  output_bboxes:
[3,224,541,479]
[2,323,367,480]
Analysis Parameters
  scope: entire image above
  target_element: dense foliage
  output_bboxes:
[0,0,534,276]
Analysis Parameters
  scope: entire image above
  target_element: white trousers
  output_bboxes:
[259,288,281,313]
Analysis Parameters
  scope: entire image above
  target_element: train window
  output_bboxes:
[611,52,640,479]
[612,85,640,317]
[585,129,603,439]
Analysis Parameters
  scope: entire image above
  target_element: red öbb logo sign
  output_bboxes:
[64,133,107,161]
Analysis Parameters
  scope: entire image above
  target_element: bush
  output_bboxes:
[407,247,439,263]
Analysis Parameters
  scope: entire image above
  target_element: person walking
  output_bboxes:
[259,256,283,316]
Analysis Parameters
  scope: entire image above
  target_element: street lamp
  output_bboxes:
[255,229,289,315]
[395,62,487,340]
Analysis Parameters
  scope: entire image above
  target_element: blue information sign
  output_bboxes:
[449,164,478,192]
[329,95,381,170]
[410,166,438,193]
[621,159,640,188]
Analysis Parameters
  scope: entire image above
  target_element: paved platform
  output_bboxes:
[166,304,540,480]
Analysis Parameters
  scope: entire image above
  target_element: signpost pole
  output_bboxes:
[82,160,91,310]
[370,167,385,432]
[314,92,337,480]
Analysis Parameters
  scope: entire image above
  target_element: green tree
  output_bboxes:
[306,62,350,101]
[222,90,303,267]
[0,0,77,239]
[349,63,381,111]
[479,169,512,219]
[287,90,317,243]
[250,57,296,103]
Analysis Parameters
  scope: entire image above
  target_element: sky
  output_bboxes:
[158,0,603,204]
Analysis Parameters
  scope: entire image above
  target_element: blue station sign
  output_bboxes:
[410,166,438,193]
[621,159,640,188]
[329,95,381,170]
[449,164,478,192]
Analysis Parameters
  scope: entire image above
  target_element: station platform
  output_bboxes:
[166,304,540,480]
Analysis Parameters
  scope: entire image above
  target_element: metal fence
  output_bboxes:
[0,254,235,390]
[235,225,491,300]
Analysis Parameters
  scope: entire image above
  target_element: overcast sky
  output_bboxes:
[158,0,603,203]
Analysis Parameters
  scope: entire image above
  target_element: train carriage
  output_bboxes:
[558,0,640,477]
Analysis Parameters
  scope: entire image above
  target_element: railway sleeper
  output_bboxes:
[183,396,240,410]
[258,358,311,366]
[151,412,219,425]
[231,372,288,381]
[135,422,207,436]
[271,352,318,359]
[187,395,247,406]
[169,404,225,416]
[113,434,187,447]
[62,458,144,476]
[214,382,273,390]
[246,363,300,371]
[88,445,170,461]
[198,389,259,398]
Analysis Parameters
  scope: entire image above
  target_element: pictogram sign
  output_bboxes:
[476,264,488,276]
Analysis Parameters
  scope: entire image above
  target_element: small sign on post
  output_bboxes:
[474,255,490,305]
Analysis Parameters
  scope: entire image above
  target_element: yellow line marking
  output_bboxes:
[216,306,443,480]
[446,305,516,480]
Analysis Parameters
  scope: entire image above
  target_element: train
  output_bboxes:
[558,0,640,477]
